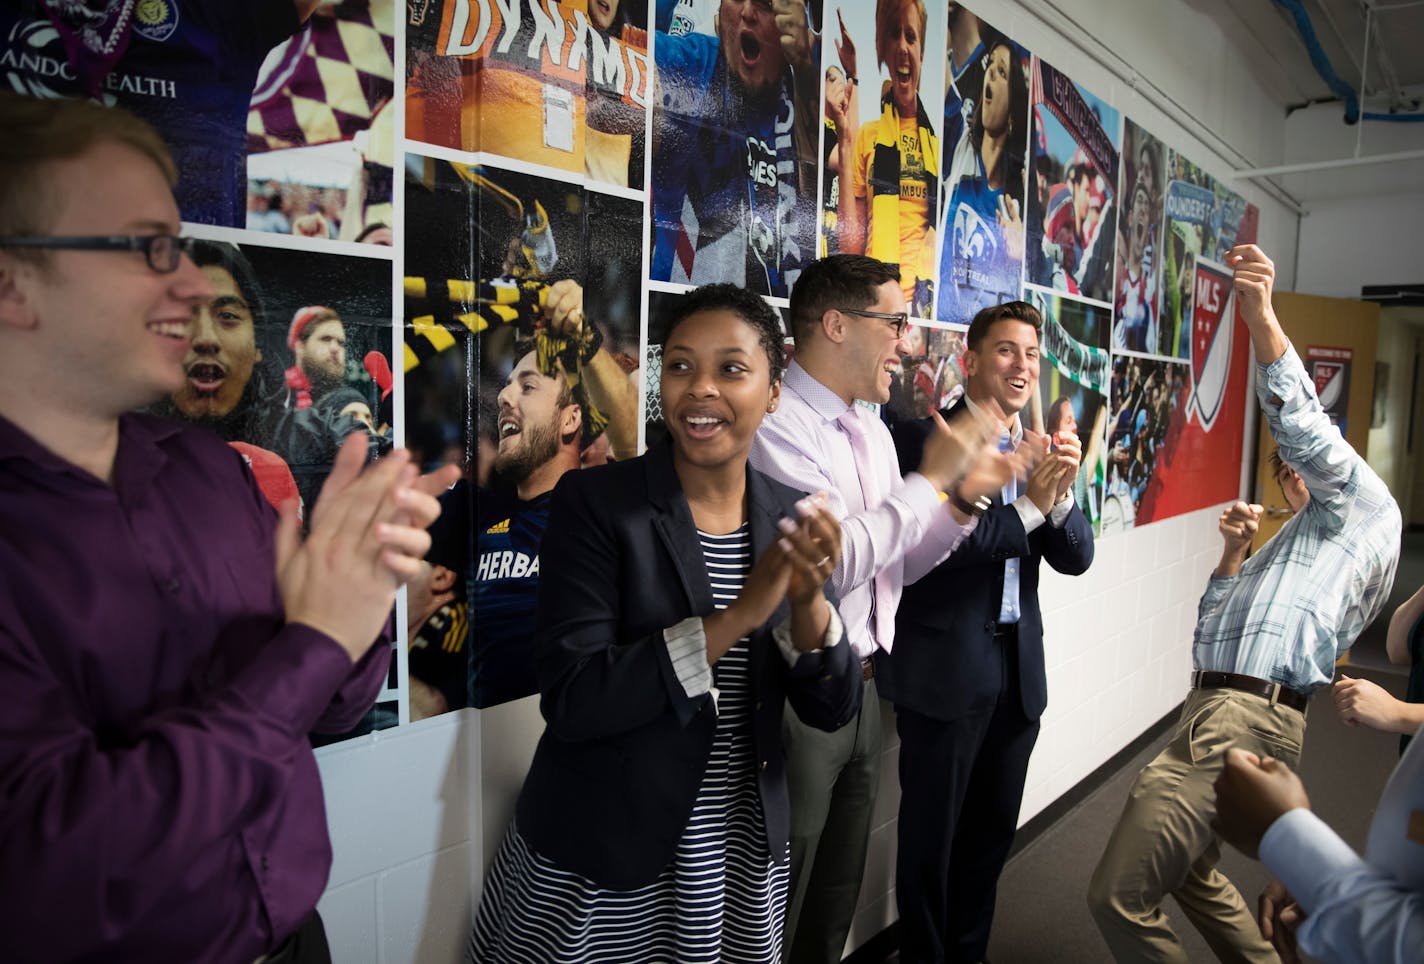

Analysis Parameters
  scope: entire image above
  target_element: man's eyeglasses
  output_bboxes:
[0,234,198,274]
[840,307,910,339]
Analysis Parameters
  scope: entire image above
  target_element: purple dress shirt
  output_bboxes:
[0,413,389,962]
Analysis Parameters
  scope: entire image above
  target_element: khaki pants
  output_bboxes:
[1088,687,1306,963]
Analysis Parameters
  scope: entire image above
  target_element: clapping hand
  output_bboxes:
[716,493,840,655]
[277,436,460,661]
[777,493,842,608]
[1021,429,1078,513]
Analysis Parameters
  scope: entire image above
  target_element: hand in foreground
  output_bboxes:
[308,438,458,569]
[387,467,462,597]
[920,406,997,494]
[1333,674,1414,733]
[277,435,460,661]
[1218,501,1263,554]
[955,443,1017,510]
[1258,880,1304,964]
[776,494,841,651]
[1212,747,1310,860]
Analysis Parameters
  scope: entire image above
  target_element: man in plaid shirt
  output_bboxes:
[1087,244,1402,964]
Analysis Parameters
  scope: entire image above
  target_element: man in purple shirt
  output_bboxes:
[0,93,456,962]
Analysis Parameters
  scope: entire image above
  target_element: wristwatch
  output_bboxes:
[949,487,991,519]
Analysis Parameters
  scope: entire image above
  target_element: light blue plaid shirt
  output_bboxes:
[1192,345,1401,694]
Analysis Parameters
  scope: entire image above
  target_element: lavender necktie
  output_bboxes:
[837,407,896,653]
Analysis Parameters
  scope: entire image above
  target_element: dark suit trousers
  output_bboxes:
[894,636,1040,964]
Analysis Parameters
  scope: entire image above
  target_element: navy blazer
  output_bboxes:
[515,442,862,890]
[877,400,1094,722]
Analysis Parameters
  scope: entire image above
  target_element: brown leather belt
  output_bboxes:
[861,657,875,682]
[1192,670,1309,713]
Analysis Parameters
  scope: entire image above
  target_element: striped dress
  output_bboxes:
[469,524,788,963]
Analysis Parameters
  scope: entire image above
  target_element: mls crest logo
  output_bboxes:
[1188,257,1234,433]
[1312,361,1345,411]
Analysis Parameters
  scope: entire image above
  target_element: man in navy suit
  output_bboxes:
[882,299,1095,963]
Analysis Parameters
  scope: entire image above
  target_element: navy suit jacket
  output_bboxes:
[515,442,862,890]
[876,401,1094,723]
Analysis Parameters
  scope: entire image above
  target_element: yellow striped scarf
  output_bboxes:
[867,83,938,314]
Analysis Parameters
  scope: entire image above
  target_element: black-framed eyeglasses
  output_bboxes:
[0,234,198,274]
[840,307,910,339]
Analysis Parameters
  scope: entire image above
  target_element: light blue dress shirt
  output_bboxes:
[1192,345,1401,693]
[1260,723,1424,963]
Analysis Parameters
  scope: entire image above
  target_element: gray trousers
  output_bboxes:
[782,677,882,964]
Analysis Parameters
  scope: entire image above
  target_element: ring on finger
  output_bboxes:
[814,555,831,568]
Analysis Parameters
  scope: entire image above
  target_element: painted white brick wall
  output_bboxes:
[314,709,478,963]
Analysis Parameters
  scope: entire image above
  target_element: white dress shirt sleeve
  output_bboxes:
[663,616,712,698]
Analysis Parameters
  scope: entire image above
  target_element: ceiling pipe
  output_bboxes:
[1233,147,1424,178]
[1271,0,1361,121]
[1018,0,1307,215]
[1272,0,1424,122]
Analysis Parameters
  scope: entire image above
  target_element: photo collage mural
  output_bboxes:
[3,0,1259,729]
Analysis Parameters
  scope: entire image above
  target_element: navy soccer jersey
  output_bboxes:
[471,486,550,708]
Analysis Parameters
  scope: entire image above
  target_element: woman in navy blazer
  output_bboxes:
[470,285,862,962]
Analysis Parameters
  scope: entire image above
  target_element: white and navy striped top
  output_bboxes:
[469,524,788,963]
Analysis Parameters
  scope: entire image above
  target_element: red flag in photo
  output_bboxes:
[1134,206,1259,524]
[1135,320,1247,524]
